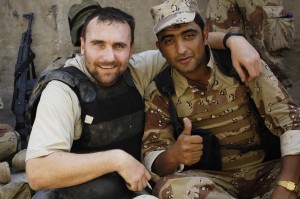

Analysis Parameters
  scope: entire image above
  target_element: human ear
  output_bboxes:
[80,37,85,55]
[156,41,164,57]
[203,27,209,44]
[129,42,135,57]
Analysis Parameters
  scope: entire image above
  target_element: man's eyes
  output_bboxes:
[163,38,174,45]
[92,41,105,47]
[114,43,126,49]
[185,33,196,39]
[162,33,197,45]
[92,42,126,49]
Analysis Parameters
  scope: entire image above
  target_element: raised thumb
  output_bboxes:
[182,117,192,136]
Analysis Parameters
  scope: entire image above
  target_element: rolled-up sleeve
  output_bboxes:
[248,61,300,157]
[280,130,300,156]
[26,81,82,161]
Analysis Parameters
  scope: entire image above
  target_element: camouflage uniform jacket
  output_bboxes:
[141,48,300,178]
[206,0,295,88]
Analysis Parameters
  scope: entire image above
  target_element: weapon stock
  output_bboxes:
[11,12,37,148]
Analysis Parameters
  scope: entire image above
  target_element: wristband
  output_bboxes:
[223,32,245,50]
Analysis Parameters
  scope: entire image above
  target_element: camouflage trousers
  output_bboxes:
[206,0,295,88]
[0,124,20,161]
[153,160,300,199]
[0,182,32,199]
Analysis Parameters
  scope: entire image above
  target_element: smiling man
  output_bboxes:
[141,0,300,198]
[26,7,156,199]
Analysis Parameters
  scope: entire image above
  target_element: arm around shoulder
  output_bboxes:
[208,32,262,82]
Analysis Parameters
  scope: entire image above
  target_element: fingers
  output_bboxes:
[125,170,151,192]
[182,117,192,136]
[176,118,204,166]
[228,35,262,82]
[177,138,203,165]
[181,117,202,143]
[126,179,150,191]
[233,62,247,83]
[185,157,202,166]
[232,59,263,83]
[126,182,142,192]
[247,60,263,82]
[181,149,203,166]
[145,170,151,181]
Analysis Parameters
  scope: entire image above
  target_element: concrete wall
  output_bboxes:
[0,0,298,126]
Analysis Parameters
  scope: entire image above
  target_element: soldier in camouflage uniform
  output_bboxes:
[142,0,300,198]
[206,0,295,89]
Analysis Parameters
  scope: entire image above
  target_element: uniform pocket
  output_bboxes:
[263,5,295,52]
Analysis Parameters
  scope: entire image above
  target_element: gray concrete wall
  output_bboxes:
[0,0,298,126]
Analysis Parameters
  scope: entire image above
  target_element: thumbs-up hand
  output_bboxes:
[169,117,203,166]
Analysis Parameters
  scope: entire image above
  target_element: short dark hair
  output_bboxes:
[194,13,205,31]
[81,7,135,44]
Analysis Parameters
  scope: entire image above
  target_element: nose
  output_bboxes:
[176,38,187,55]
[101,46,115,62]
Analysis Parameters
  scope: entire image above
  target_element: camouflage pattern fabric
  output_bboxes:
[206,0,295,88]
[0,182,32,199]
[141,48,300,198]
[150,0,201,34]
[152,160,299,198]
[153,160,274,198]
[0,124,20,161]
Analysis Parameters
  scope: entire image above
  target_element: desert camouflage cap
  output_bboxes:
[68,0,100,46]
[150,0,201,34]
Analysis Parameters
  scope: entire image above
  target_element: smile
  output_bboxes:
[99,65,116,69]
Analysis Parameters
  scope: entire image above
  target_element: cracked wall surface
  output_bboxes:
[0,0,299,126]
